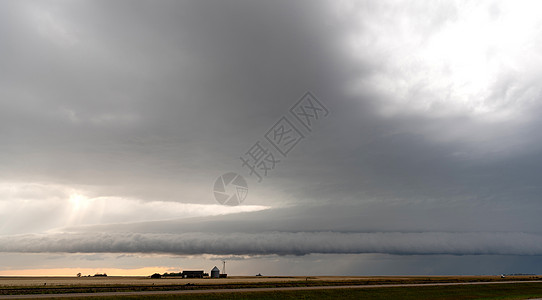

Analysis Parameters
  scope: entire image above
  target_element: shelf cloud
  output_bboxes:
[3,231,542,256]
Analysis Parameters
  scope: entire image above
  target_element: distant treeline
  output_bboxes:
[162,272,182,277]
[76,273,108,277]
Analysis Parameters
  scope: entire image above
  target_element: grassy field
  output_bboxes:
[1,276,541,299]
[10,282,542,300]
[1,275,540,287]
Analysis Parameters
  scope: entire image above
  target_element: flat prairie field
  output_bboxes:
[0,275,540,287]
[0,276,542,299]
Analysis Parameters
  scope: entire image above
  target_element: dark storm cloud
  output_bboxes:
[1,0,542,269]
[0,0,360,243]
[3,231,542,256]
[0,0,347,203]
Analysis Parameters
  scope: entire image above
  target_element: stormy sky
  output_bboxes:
[1,0,542,276]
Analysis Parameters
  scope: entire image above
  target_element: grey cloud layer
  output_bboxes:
[1,0,542,272]
[64,204,542,236]
[2,231,542,256]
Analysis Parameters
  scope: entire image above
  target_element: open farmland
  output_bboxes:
[0,275,540,287]
[1,275,541,287]
[1,275,542,298]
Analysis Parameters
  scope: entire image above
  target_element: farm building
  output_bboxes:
[210,266,220,278]
[181,270,204,278]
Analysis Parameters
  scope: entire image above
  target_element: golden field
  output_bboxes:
[0,275,538,287]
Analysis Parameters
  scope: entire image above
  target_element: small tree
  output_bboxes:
[76,273,82,277]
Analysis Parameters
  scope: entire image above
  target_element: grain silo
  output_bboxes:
[210,266,220,278]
